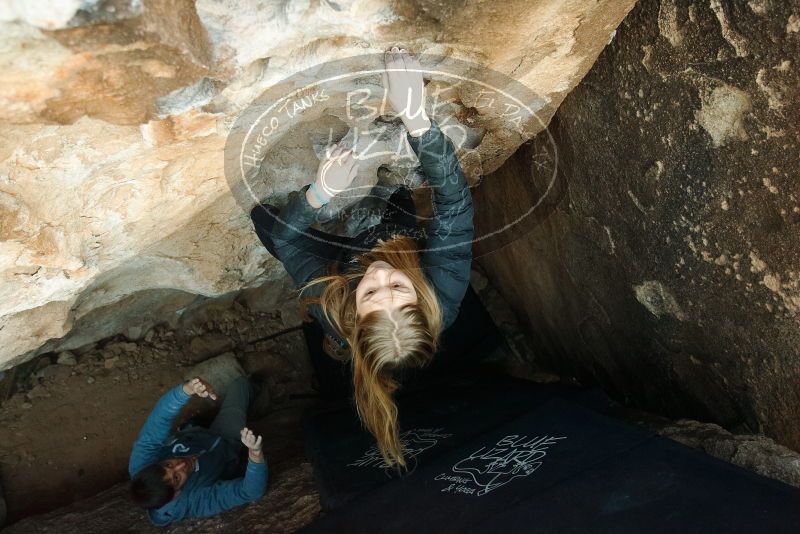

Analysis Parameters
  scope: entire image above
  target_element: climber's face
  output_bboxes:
[160,457,193,493]
[356,261,418,317]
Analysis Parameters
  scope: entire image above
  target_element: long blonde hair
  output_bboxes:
[302,235,443,468]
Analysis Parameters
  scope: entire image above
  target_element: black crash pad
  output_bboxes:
[302,389,800,533]
[303,375,611,510]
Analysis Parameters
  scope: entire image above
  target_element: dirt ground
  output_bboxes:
[0,282,314,525]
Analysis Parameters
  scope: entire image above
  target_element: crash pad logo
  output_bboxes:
[436,434,565,496]
[348,428,453,468]
[224,52,558,256]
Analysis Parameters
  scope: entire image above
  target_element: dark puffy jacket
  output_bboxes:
[267,118,474,346]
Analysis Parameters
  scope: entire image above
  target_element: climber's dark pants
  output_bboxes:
[249,185,417,263]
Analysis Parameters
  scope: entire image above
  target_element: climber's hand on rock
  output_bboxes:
[182,377,218,401]
[381,46,430,136]
[310,144,359,204]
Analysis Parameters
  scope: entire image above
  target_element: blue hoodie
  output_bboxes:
[128,385,268,526]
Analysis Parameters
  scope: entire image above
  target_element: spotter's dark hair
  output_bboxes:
[130,463,174,509]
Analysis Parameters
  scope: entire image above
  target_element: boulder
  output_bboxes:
[476,0,800,450]
[55,351,77,366]
[0,0,637,370]
[185,332,235,363]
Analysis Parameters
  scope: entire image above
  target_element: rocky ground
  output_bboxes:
[641,416,800,488]
[6,462,320,534]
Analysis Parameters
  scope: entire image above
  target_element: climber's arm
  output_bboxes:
[407,119,475,330]
[263,185,332,288]
[128,384,191,476]
[265,147,358,288]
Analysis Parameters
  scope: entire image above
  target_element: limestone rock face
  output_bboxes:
[0,0,636,368]
[476,0,800,450]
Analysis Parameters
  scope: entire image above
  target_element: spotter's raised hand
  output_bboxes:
[182,377,218,401]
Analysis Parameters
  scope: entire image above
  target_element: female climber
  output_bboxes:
[250,46,474,468]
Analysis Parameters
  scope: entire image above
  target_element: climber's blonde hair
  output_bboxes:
[302,235,443,468]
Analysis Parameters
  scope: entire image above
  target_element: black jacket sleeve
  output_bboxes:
[264,185,346,344]
[406,119,475,330]
[267,184,329,288]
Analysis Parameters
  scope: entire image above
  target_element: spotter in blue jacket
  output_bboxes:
[128,377,267,526]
